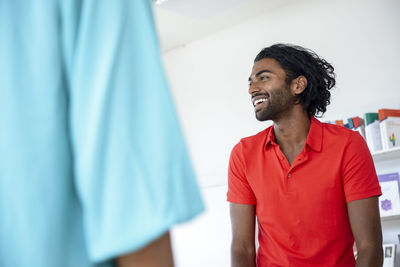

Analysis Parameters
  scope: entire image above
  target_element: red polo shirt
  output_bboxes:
[227,116,381,267]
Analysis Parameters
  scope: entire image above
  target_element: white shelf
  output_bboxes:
[372,147,400,162]
[381,214,400,222]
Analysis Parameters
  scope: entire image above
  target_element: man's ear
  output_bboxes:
[291,76,307,95]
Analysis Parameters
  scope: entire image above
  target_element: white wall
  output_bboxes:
[164,0,400,266]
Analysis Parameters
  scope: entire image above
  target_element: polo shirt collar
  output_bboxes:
[264,116,323,152]
[264,124,276,148]
[306,116,323,152]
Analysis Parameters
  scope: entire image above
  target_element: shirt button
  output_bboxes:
[287,173,292,178]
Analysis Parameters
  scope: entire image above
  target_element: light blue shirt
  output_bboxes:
[0,0,204,266]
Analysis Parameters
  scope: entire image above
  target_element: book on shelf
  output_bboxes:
[378,172,400,217]
[364,112,382,153]
[383,244,396,267]
[379,109,400,150]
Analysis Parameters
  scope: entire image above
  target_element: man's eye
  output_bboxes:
[260,76,269,80]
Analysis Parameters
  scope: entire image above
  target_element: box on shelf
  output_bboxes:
[379,109,400,150]
[364,113,382,152]
[383,244,396,267]
[378,173,400,217]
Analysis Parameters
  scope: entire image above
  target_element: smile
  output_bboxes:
[253,98,267,107]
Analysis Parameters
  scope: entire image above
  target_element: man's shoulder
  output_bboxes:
[320,120,362,145]
[321,120,355,136]
[233,126,272,152]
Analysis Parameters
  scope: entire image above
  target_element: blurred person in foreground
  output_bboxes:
[227,44,383,267]
[0,0,204,266]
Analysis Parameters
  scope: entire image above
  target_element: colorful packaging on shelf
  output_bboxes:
[334,120,345,127]
[379,109,400,150]
[347,118,354,129]
[364,113,382,152]
[352,116,365,139]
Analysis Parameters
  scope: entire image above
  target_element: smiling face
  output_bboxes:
[248,58,298,121]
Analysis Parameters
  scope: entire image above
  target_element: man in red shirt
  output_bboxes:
[227,44,383,267]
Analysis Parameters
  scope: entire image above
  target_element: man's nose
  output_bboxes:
[248,82,260,95]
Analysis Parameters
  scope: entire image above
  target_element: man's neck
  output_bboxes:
[273,107,311,150]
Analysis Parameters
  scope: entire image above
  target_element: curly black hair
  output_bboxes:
[254,44,336,117]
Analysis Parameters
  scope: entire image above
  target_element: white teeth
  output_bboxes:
[254,98,267,106]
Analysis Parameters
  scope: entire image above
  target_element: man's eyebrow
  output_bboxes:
[248,69,273,82]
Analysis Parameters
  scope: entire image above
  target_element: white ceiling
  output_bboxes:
[154,0,299,52]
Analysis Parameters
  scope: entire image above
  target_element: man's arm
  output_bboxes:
[230,203,256,267]
[116,231,174,267]
[347,196,383,267]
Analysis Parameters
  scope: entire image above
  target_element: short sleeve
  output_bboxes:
[342,132,382,203]
[227,142,256,205]
[68,0,204,263]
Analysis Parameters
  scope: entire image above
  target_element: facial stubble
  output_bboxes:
[255,84,297,121]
